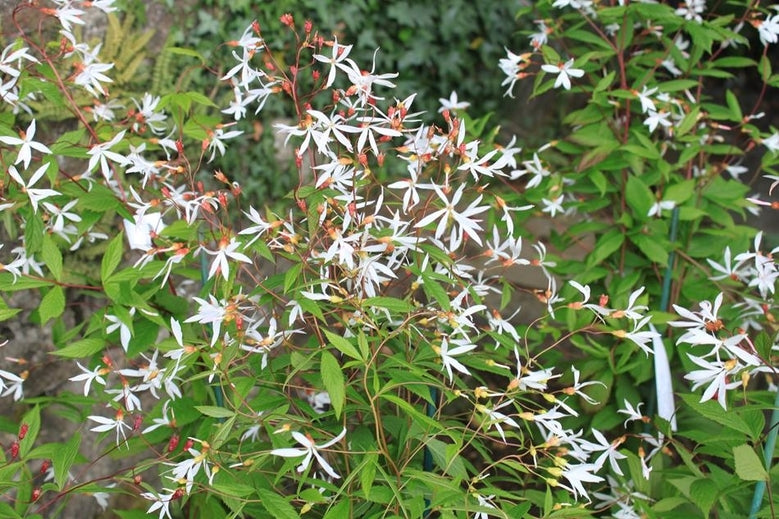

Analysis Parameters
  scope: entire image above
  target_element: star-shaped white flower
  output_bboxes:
[271,428,346,479]
[541,59,584,90]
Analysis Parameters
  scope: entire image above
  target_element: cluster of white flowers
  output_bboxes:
[0,2,776,517]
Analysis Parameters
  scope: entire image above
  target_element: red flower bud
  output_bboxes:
[183,438,194,452]
[304,19,313,34]
[31,488,41,502]
[168,433,180,453]
[280,13,294,28]
[10,441,19,459]
[40,460,51,474]
[18,423,28,440]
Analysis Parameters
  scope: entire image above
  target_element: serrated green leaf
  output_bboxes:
[630,232,669,266]
[165,46,206,64]
[323,329,362,361]
[689,478,719,517]
[19,406,40,459]
[0,308,21,322]
[51,337,105,358]
[588,229,624,267]
[24,212,44,255]
[725,90,742,121]
[363,296,414,313]
[101,232,124,282]
[41,235,63,282]
[256,488,300,519]
[733,444,768,481]
[284,263,303,294]
[679,393,754,438]
[421,277,450,311]
[625,175,654,220]
[194,406,234,419]
[360,453,378,499]
[322,498,349,519]
[320,351,345,419]
[53,432,80,491]
[39,286,65,323]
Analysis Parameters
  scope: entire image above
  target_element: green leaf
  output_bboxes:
[587,229,624,267]
[363,296,414,313]
[51,337,106,358]
[759,54,772,82]
[53,433,80,491]
[19,406,41,459]
[625,175,654,220]
[49,127,87,157]
[675,105,700,137]
[322,499,350,519]
[77,184,125,214]
[320,351,345,419]
[101,232,124,281]
[425,438,468,481]
[256,488,300,519]
[663,180,695,204]
[24,212,44,255]
[689,478,719,517]
[0,308,21,322]
[360,453,378,499]
[733,444,768,481]
[725,90,742,121]
[629,232,669,266]
[284,263,303,294]
[165,46,206,64]
[323,329,362,361]
[41,235,63,282]
[39,286,65,323]
[194,406,235,419]
[421,277,450,311]
[679,393,754,439]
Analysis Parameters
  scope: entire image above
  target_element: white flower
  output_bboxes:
[0,119,51,169]
[88,410,131,447]
[87,130,128,180]
[541,59,585,90]
[643,110,672,133]
[69,362,107,396]
[435,337,477,382]
[7,163,60,214]
[617,400,645,427]
[204,237,252,281]
[313,37,353,88]
[0,369,25,401]
[271,428,346,479]
[124,212,166,251]
[140,490,176,519]
[647,199,675,218]
[438,91,470,112]
[558,462,604,500]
